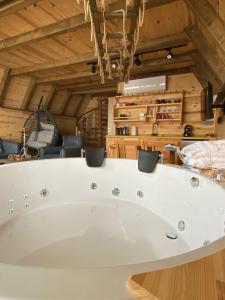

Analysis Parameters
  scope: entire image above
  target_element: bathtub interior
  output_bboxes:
[0,158,224,269]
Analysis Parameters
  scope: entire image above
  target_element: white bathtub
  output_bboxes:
[0,158,224,299]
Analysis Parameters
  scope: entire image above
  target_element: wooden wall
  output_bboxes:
[108,73,217,137]
[0,107,76,142]
[0,69,77,142]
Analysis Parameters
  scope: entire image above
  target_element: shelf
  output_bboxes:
[114,118,146,123]
[114,102,182,109]
[157,119,181,122]
[114,105,148,109]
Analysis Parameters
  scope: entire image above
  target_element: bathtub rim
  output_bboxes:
[0,158,224,274]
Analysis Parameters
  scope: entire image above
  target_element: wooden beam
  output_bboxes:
[20,77,36,110]
[44,85,56,109]
[190,54,222,92]
[73,95,85,117]
[88,0,105,82]
[0,14,88,53]
[0,68,10,105]
[13,32,190,77]
[75,95,91,118]
[59,66,192,92]
[0,0,39,18]
[0,0,174,53]
[72,86,117,95]
[123,0,141,81]
[185,26,225,88]
[184,0,225,56]
[58,90,72,115]
[37,70,96,84]
[38,52,194,84]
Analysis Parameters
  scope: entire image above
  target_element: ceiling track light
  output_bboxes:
[134,54,141,66]
[166,48,173,60]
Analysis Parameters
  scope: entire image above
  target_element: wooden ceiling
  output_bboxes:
[0,0,224,115]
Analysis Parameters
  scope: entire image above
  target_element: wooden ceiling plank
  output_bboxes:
[184,0,225,56]
[2,0,178,66]
[0,14,88,53]
[0,0,40,18]
[58,90,72,115]
[11,32,190,76]
[44,84,56,109]
[20,77,36,110]
[0,68,10,105]
[185,26,225,88]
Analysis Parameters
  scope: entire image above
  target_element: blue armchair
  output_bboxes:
[39,136,85,158]
[0,140,22,159]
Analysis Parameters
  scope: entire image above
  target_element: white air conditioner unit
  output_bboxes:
[123,76,166,94]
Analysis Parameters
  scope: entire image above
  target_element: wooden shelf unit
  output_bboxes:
[113,91,184,125]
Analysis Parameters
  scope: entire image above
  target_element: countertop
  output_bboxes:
[106,135,215,140]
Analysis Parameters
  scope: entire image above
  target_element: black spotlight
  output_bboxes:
[134,55,141,66]
[166,49,173,60]
[91,63,97,73]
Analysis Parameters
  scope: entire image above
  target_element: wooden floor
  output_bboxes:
[128,249,225,300]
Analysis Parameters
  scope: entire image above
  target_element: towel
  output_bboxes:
[181,140,225,169]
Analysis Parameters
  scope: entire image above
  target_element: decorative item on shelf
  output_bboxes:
[125,103,136,106]
[131,126,137,136]
[183,124,193,137]
[116,126,129,136]
[139,112,145,120]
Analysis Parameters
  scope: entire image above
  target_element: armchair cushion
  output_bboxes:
[39,146,61,158]
[37,130,54,145]
[60,147,81,158]
[0,140,3,154]
[63,136,85,149]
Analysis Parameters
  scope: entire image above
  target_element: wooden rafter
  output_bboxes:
[184,0,225,56]
[74,95,87,118]
[0,0,39,18]
[20,77,36,110]
[0,68,10,105]
[72,86,117,96]
[0,0,176,56]
[185,26,225,89]
[59,66,192,92]
[11,32,189,76]
[58,90,72,115]
[37,52,194,84]
[44,85,56,109]
[88,0,105,82]
[123,0,141,81]
[191,54,222,92]
[0,14,88,53]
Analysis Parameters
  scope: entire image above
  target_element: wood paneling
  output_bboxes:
[128,248,225,300]
[0,107,76,141]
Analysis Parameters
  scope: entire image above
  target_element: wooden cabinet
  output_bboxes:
[106,136,181,164]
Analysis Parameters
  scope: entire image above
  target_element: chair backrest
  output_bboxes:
[62,136,85,149]
[1,140,22,154]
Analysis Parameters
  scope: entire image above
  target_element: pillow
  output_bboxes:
[40,122,54,131]
[37,130,54,145]
[0,139,3,154]
[27,131,38,143]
